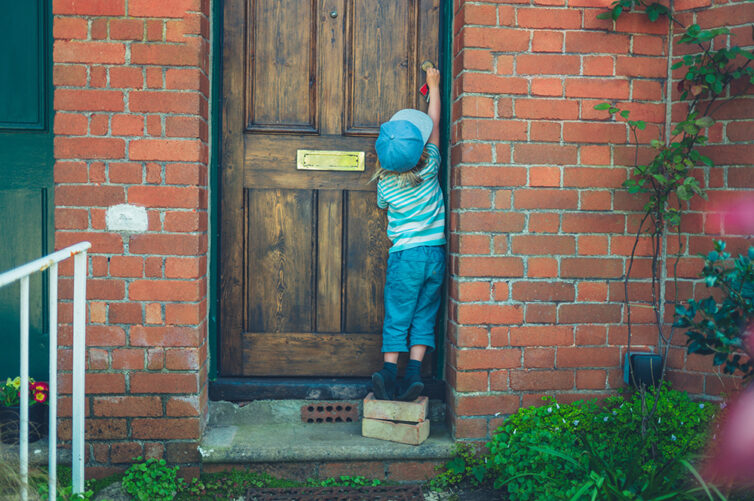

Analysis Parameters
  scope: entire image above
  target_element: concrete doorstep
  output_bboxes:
[199,399,454,464]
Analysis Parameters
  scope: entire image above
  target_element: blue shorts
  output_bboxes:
[382,245,445,353]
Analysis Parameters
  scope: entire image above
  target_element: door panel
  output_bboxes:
[0,0,52,380]
[221,0,440,377]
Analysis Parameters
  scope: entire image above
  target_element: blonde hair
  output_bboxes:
[370,149,429,188]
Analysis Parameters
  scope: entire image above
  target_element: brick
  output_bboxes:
[510,370,573,390]
[130,91,202,114]
[111,349,145,370]
[524,348,556,368]
[454,281,491,302]
[557,347,620,368]
[515,99,579,119]
[453,325,489,348]
[387,461,442,481]
[130,325,202,347]
[54,41,126,64]
[513,235,575,255]
[566,32,630,54]
[576,370,607,389]
[363,393,428,423]
[561,257,622,279]
[513,144,577,165]
[580,192,612,211]
[527,257,558,278]
[530,79,564,98]
[55,137,126,160]
[53,17,89,40]
[54,0,125,16]
[562,214,624,233]
[131,373,198,394]
[511,281,575,302]
[531,30,563,52]
[529,166,561,186]
[563,122,626,144]
[165,348,201,370]
[456,166,527,187]
[565,79,630,100]
[455,256,523,278]
[166,396,201,417]
[109,303,142,324]
[111,115,145,136]
[132,418,200,440]
[128,0,194,18]
[455,370,489,392]
[93,396,162,417]
[111,443,143,464]
[131,43,202,66]
[129,234,204,255]
[558,304,622,324]
[55,208,88,230]
[458,73,528,95]
[517,55,581,76]
[129,280,203,302]
[459,27,529,52]
[110,67,144,89]
[110,19,145,40]
[514,189,578,209]
[109,256,143,277]
[457,119,527,141]
[453,417,488,439]
[362,418,429,445]
[54,65,88,86]
[517,8,581,29]
[129,139,204,162]
[509,326,573,346]
[456,349,521,370]
[165,303,203,326]
[456,394,519,416]
[583,56,614,76]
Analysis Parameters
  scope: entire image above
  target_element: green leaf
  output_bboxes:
[620,110,630,119]
[695,116,715,128]
[593,102,612,111]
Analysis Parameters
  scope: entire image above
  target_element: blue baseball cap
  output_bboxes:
[375,109,433,172]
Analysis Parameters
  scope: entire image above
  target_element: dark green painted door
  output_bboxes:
[0,0,53,380]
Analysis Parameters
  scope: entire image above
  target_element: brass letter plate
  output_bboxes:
[296,149,365,172]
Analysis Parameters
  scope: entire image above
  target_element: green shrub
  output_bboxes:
[484,385,717,501]
[675,240,754,380]
[122,457,180,501]
[429,443,487,491]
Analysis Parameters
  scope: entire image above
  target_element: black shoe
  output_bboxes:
[371,369,396,400]
[396,375,424,402]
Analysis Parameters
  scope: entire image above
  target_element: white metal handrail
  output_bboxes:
[0,241,90,500]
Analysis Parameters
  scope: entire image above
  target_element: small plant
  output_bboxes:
[675,241,754,381]
[429,443,487,491]
[483,386,717,501]
[121,456,180,501]
[1,377,49,406]
[312,475,381,487]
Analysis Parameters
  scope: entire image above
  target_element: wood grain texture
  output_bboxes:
[242,332,384,376]
[316,190,343,332]
[247,189,314,333]
[344,191,390,333]
[247,0,317,132]
[220,0,247,374]
[345,0,416,135]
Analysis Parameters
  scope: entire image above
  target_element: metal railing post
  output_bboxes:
[72,250,87,493]
[48,262,58,500]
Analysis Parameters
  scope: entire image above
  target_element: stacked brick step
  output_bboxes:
[361,393,430,446]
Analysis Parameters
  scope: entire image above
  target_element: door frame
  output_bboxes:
[208,0,453,398]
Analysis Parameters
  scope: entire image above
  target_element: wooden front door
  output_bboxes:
[220,0,440,377]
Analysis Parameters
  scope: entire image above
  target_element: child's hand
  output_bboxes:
[426,67,440,89]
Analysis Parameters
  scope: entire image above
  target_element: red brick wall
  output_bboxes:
[446,0,753,440]
[52,0,210,474]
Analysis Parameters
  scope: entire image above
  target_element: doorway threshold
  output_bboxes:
[199,399,455,465]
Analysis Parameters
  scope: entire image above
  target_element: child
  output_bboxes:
[370,68,445,401]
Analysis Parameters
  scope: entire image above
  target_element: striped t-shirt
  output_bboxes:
[377,143,446,253]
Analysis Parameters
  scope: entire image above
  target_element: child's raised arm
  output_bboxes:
[426,67,441,147]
